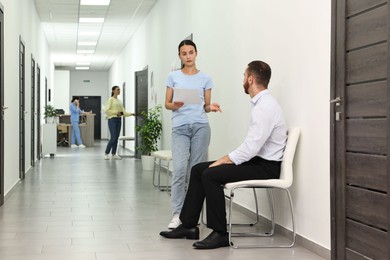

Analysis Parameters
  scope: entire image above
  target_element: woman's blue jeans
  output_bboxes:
[171,122,211,215]
[105,117,122,155]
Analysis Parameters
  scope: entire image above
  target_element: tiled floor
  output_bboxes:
[0,141,325,260]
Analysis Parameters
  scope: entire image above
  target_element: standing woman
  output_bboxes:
[165,39,221,229]
[70,96,87,148]
[104,86,135,160]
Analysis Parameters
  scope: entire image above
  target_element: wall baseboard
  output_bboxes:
[5,165,35,202]
[231,202,330,260]
[4,180,21,202]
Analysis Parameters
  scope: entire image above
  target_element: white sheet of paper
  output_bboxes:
[173,88,202,105]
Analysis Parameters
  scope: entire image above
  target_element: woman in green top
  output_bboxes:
[104,85,134,160]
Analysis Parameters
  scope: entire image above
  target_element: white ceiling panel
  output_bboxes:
[34,0,158,70]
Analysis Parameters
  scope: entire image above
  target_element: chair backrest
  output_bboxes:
[279,127,300,186]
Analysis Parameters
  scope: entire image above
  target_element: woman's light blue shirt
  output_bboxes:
[70,103,82,122]
[166,70,213,127]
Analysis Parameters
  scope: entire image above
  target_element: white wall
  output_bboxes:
[69,71,109,138]
[53,70,70,114]
[109,0,331,249]
[2,0,53,194]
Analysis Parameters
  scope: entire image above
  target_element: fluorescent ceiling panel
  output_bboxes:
[76,62,91,66]
[75,66,90,70]
[77,50,95,54]
[79,17,104,23]
[79,31,100,36]
[80,0,111,5]
[78,42,97,46]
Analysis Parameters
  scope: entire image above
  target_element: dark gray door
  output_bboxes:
[331,0,390,259]
[45,77,48,107]
[31,55,35,166]
[78,96,101,139]
[122,82,126,148]
[135,68,148,159]
[0,6,4,206]
[19,37,25,180]
[36,64,41,159]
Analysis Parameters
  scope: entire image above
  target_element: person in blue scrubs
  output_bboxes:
[70,96,88,148]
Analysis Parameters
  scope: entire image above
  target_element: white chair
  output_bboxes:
[225,127,300,249]
[117,136,135,157]
[151,150,172,191]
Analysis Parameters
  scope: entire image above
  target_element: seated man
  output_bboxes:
[159,60,288,249]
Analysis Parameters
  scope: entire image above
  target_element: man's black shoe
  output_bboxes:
[159,224,199,240]
[192,231,230,249]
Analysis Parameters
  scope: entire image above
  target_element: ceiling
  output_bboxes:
[33,0,158,71]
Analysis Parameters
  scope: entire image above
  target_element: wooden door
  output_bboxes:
[78,96,101,139]
[19,37,25,180]
[122,82,126,148]
[135,68,148,159]
[31,55,35,167]
[0,5,4,206]
[36,64,41,159]
[331,0,390,259]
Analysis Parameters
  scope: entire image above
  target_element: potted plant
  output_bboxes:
[44,105,57,123]
[135,105,163,170]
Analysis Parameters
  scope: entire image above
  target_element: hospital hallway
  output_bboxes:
[0,141,325,260]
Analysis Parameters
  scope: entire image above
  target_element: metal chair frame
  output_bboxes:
[152,150,172,191]
[224,127,300,248]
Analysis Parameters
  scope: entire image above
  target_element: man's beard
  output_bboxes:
[243,80,249,94]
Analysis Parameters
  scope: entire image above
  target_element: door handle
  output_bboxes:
[329,97,341,103]
[1,106,8,111]
[329,97,342,106]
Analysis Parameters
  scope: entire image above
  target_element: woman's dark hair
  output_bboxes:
[247,60,272,88]
[178,39,197,54]
[71,96,79,103]
[178,40,197,68]
[111,86,119,97]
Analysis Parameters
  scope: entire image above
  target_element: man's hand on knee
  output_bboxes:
[209,155,234,168]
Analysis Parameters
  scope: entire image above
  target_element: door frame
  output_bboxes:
[45,77,47,108]
[331,0,390,259]
[122,81,126,148]
[36,64,41,159]
[31,55,35,167]
[0,4,4,206]
[19,36,25,180]
[77,95,101,139]
[134,68,148,159]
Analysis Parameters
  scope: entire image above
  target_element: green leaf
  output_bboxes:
[135,105,163,155]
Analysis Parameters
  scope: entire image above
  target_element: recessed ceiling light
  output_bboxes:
[79,31,100,36]
[79,18,104,23]
[75,66,90,70]
[78,42,97,46]
[77,50,95,54]
[76,62,91,66]
[80,0,111,5]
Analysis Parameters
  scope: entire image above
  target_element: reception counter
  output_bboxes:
[57,114,95,147]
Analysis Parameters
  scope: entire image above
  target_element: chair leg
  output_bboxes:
[284,189,296,247]
[167,163,172,195]
[203,188,266,227]
[266,189,275,236]
[229,188,273,238]
[164,160,172,192]
[199,199,205,225]
[228,187,295,249]
[152,158,160,188]
[153,158,171,191]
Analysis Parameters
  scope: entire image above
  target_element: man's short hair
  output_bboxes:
[247,61,271,87]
